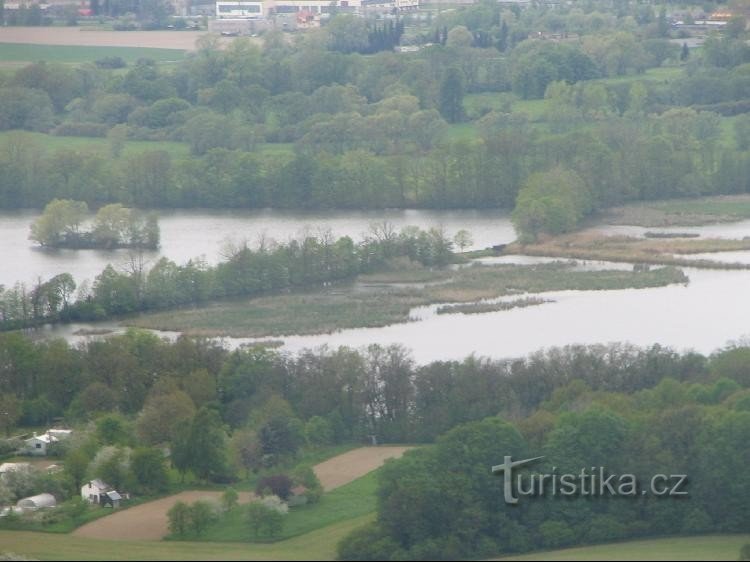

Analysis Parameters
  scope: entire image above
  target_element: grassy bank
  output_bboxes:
[507,232,750,269]
[498,534,750,561]
[126,263,687,338]
[603,195,750,227]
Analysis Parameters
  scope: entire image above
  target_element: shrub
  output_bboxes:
[255,474,293,501]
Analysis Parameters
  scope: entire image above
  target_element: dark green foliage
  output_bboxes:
[438,67,465,124]
[131,448,169,493]
[339,372,750,560]
[171,407,229,482]
[256,474,293,501]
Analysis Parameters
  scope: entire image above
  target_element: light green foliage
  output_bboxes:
[222,487,239,512]
[167,501,191,536]
[512,167,591,242]
[29,199,88,247]
[131,448,169,494]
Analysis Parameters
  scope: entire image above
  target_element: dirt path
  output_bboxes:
[0,27,239,50]
[72,446,411,541]
[313,446,411,491]
[73,490,254,541]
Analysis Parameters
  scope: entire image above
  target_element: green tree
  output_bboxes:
[29,199,88,247]
[512,167,590,243]
[229,428,263,478]
[0,393,21,436]
[304,415,334,447]
[246,502,269,537]
[107,124,128,158]
[681,42,690,62]
[189,500,216,536]
[64,447,91,490]
[326,15,369,54]
[167,500,191,536]
[438,67,465,124]
[453,229,473,252]
[131,447,169,493]
[173,407,229,482]
[96,413,132,446]
[222,487,239,512]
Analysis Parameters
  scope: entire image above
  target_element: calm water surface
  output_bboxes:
[8,214,750,363]
[0,208,514,287]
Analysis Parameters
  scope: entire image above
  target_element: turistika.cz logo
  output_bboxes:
[491,456,688,505]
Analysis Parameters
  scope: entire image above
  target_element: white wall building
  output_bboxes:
[24,429,72,456]
[81,479,122,507]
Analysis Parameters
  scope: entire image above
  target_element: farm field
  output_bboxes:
[499,534,750,561]
[0,42,186,67]
[0,514,374,560]
[73,490,255,541]
[70,446,409,542]
[312,446,411,491]
[0,27,230,51]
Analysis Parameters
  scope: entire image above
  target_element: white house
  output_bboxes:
[81,479,122,508]
[16,493,56,512]
[24,429,72,456]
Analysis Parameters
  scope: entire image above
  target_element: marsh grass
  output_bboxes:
[436,297,550,315]
[603,195,750,227]
[127,263,687,337]
[507,232,750,270]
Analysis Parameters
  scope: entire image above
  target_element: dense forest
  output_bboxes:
[0,1,749,242]
[0,331,748,557]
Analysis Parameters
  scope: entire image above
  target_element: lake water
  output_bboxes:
[0,208,515,287]
[7,212,750,363]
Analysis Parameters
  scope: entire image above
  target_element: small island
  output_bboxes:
[29,199,160,250]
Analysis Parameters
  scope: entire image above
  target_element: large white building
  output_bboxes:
[216,1,264,18]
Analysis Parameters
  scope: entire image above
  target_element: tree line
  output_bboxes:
[0,225,454,331]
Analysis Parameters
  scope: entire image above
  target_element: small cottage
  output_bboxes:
[24,428,72,456]
[81,479,122,508]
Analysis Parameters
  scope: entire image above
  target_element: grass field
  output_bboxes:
[0,514,373,560]
[500,534,750,561]
[0,43,186,66]
[0,130,296,161]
